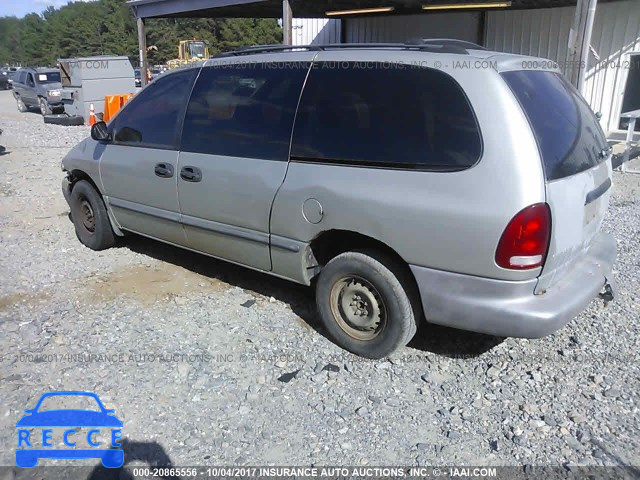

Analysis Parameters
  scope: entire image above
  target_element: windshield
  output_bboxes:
[36,395,101,412]
[189,42,206,58]
[37,72,61,84]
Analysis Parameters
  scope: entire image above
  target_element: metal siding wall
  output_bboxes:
[292,18,341,46]
[486,1,640,133]
[584,1,640,132]
[485,8,575,66]
[344,13,482,44]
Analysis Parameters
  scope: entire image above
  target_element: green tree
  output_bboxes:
[0,0,283,66]
[0,16,24,66]
[20,13,50,65]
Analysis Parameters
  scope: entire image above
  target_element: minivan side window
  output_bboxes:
[291,63,482,170]
[180,62,310,161]
[27,73,35,88]
[110,68,198,149]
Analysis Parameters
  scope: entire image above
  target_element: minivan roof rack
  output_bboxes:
[212,40,477,58]
[406,38,487,51]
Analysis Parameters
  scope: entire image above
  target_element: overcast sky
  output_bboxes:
[0,0,97,18]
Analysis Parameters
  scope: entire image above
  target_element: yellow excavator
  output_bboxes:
[167,40,210,68]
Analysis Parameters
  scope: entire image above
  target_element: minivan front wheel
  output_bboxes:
[316,250,420,358]
[69,180,116,251]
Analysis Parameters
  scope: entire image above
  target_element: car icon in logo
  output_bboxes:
[16,391,123,468]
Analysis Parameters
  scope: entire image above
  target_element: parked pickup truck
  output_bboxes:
[12,67,64,115]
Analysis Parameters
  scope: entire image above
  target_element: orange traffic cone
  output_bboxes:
[88,103,96,126]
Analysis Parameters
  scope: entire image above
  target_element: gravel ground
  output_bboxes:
[0,89,639,473]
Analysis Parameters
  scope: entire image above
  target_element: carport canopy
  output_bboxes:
[128,0,598,18]
[128,0,610,89]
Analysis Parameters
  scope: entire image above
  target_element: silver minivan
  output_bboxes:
[61,41,616,358]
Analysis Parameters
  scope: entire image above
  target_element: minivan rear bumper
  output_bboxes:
[410,232,616,338]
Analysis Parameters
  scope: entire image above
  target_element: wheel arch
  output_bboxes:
[309,229,404,266]
[67,169,124,237]
[307,230,421,300]
[68,169,101,194]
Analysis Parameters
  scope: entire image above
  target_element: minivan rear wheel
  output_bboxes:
[69,180,116,251]
[316,250,420,358]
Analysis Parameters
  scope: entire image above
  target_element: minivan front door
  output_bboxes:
[177,57,313,270]
[100,68,198,246]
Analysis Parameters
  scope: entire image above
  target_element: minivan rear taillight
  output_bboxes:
[495,203,551,270]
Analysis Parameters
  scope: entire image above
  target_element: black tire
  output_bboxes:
[69,180,116,251]
[39,97,52,116]
[316,249,421,359]
[43,114,84,126]
[16,95,27,112]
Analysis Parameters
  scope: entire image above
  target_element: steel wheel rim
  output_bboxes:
[329,275,387,341]
[79,198,95,233]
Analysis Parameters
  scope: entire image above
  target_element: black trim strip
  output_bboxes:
[270,237,300,253]
[108,198,180,223]
[182,215,269,246]
[109,198,300,253]
[585,177,612,205]
[289,156,466,172]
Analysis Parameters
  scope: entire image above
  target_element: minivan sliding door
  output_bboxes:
[177,56,314,270]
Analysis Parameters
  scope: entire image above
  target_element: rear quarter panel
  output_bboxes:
[271,50,546,283]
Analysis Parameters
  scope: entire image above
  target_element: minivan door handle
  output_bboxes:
[154,163,174,178]
[180,166,202,183]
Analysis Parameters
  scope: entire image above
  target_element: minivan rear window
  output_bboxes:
[291,63,482,170]
[501,70,608,181]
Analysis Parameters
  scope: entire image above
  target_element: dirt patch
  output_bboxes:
[0,291,50,312]
[84,263,229,306]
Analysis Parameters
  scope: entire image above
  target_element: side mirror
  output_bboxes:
[91,121,110,142]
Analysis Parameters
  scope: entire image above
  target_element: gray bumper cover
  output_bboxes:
[410,232,616,338]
